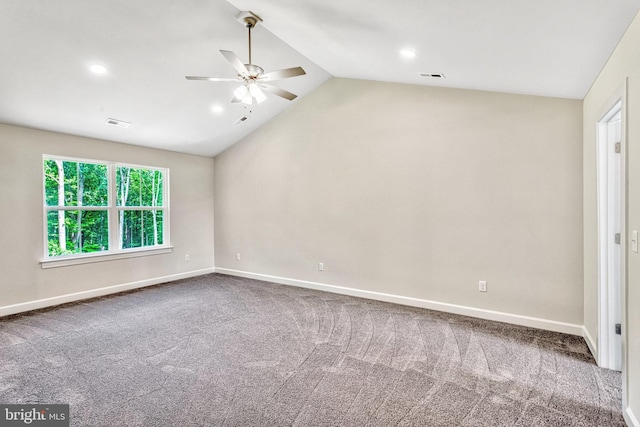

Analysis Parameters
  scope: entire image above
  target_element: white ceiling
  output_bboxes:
[1,1,638,157]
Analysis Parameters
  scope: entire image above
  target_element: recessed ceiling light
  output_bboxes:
[89,64,108,75]
[211,105,224,114]
[399,49,417,59]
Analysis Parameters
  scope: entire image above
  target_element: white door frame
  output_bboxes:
[595,79,627,387]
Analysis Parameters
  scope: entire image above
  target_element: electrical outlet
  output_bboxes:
[184,254,190,262]
[479,281,487,292]
[236,253,241,261]
[318,262,324,272]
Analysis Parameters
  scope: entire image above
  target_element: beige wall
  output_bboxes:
[583,11,640,424]
[215,78,584,325]
[0,123,215,309]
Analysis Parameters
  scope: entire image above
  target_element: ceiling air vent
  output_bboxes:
[234,116,249,125]
[106,118,131,128]
[420,73,446,79]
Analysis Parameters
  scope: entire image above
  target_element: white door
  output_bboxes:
[597,102,623,371]
[607,111,622,371]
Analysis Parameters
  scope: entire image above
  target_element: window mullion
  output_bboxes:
[108,163,120,251]
[44,206,109,211]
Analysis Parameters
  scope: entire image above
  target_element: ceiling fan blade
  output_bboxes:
[220,50,249,76]
[260,67,306,82]
[185,76,239,82]
[260,84,298,101]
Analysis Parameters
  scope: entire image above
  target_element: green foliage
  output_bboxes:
[117,167,163,207]
[121,210,164,249]
[44,159,165,257]
[44,160,107,207]
[47,210,109,256]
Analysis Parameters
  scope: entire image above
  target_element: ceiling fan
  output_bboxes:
[186,11,306,105]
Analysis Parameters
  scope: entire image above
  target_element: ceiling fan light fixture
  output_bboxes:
[241,86,254,105]
[249,84,266,104]
[234,85,248,99]
[233,84,253,105]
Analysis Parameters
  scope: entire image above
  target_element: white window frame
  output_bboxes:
[41,155,171,269]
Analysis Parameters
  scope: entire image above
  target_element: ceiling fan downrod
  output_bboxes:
[243,16,259,66]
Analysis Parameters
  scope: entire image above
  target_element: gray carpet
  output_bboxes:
[0,273,625,426]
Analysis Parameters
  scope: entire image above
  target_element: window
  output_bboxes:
[43,156,169,262]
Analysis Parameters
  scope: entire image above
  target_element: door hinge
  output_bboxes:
[615,323,621,335]
[615,142,621,153]
[615,233,621,244]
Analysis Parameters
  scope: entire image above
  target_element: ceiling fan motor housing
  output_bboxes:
[244,64,264,79]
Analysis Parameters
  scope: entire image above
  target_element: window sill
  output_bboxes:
[40,246,173,269]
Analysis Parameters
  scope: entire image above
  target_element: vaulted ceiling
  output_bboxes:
[1,0,638,157]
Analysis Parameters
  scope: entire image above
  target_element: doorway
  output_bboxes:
[596,95,625,372]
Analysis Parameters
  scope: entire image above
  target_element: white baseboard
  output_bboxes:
[626,406,640,427]
[582,326,598,362]
[0,268,214,318]
[215,268,584,336]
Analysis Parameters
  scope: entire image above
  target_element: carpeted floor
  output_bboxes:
[0,273,625,426]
